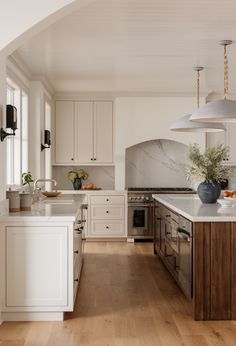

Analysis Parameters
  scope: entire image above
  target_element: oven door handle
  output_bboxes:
[128,204,151,207]
[178,228,191,237]
[178,228,191,242]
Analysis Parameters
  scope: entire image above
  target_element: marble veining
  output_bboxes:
[125,139,190,188]
[52,166,115,190]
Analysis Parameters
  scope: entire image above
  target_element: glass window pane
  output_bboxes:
[22,91,28,174]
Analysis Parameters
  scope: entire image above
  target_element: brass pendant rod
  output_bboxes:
[193,66,204,109]
[224,44,228,100]
[197,70,200,108]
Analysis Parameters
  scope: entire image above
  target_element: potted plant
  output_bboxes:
[67,169,88,190]
[186,143,231,203]
[22,172,34,192]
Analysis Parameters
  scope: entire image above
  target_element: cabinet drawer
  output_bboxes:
[90,195,125,205]
[91,206,124,219]
[91,220,124,236]
[179,216,192,233]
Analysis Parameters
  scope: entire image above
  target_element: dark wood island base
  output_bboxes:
[194,222,236,320]
[153,197,236,321]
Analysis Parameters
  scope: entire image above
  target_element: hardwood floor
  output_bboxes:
[1,241,236,345]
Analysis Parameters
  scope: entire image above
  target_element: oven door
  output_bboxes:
[128,204,152,238]
[178,228,192,299]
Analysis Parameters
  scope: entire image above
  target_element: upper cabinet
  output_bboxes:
[207,123,236,164]
[54,100,113,165]
[55,101,74,164]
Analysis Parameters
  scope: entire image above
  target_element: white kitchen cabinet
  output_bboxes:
[54,100,113,165]
[6,226,68,307]
[88,192,126,238]
[94,101,113,163]
[75,101,94,163]
[55,101,74,164]
[207,124,236,164]
[1,219,83,321]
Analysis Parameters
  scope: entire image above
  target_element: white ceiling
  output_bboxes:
[14,0,236,94]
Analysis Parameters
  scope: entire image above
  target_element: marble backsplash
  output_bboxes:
[125,139,190,188]
[52,166,115,190]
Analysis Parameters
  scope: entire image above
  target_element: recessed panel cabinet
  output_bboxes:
[55,101,74,164]
[54,100,113,165]
[6,226,68,307]
[207,123,236,163]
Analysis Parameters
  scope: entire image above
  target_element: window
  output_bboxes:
[44,100,52,191]
[6,78,29,186]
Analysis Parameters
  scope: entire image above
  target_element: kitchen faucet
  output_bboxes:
[34,179,57,191]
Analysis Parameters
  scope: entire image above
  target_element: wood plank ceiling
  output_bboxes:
[14,0,236,94]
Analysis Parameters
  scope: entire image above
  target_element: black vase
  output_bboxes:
[197,181,221,204]
[73,178,82,190]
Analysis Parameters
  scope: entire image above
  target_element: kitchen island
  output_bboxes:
[0,194,86,321]
[153,194,236,321]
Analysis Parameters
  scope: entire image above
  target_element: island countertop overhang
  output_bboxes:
[152,193,236,222]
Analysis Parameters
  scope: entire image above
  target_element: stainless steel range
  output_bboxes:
[127,187,194,240]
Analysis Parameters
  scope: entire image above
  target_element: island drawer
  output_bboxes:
[179,216,192,234]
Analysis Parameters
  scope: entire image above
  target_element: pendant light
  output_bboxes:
[190,40,236,123]
[170,67,225,132]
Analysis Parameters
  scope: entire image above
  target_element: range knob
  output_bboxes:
[141,196,145,200]
[145,196,149,201]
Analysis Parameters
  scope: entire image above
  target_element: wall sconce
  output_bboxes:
[0,105,17,142]
[41,129,51,151]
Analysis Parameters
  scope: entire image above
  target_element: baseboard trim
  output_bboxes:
[85,238,126,242]
[2,311,64,321]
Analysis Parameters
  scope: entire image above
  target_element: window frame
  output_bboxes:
[6,76,29,187]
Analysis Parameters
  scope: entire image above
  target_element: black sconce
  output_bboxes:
[41,129,51,151]
[0,105,17,142]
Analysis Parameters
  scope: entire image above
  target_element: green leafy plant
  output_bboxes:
[67,169,88,182]
[22,172,34,186]
[186,143,231,184]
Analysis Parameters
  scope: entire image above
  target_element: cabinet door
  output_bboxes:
[55,101,74,163]
[226,123,236,163]
[75,102,94,163]
[94,101,113,163]
[6,226,68,307]
[207,124,236,163]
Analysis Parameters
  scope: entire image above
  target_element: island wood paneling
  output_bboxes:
[194,222,233,320]
[211,222,231,319]
[231,223,236,320]
[193,222,211,320]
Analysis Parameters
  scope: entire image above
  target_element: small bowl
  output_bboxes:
[42,191,61,198]
[217,199,235,208]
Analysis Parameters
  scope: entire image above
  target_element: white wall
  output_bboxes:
[0,56,6,325]
[114,97,206,190]
[29,81,52,180]
[0,57,7,199]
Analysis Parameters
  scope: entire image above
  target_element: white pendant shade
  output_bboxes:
[190,99,236,123]
[170,114,226,132]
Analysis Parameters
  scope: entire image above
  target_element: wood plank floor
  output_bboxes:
[1,241,236,345]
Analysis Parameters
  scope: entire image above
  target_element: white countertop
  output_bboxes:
[152,194,236,222]
[0,194,86,222]
[59,189,127,194]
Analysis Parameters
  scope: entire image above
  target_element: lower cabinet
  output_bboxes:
[153,200,191,298]
[88,193,126,238]
[6,226,68,307]
[1,220,82,321]
[154,199,236,321]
